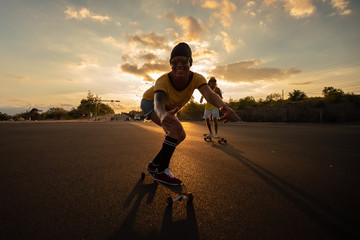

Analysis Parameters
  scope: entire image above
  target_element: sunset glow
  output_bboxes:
[1,0,359,114]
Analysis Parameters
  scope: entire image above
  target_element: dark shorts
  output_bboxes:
[141,99,154,120]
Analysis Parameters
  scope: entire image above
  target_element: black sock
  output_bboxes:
[157,136,178,173]
[151,149,162,166]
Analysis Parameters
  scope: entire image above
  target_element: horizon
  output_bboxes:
[1,0,360,115]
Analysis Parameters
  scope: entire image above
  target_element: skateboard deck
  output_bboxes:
[141,171,193,206]
[203,134,227,144]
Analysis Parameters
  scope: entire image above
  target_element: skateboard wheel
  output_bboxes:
[167,197,173,206]
[218,140,221,143]
[224,140,227,143]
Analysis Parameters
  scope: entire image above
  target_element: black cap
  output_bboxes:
[209,77,216,82]
[170,42,193,66]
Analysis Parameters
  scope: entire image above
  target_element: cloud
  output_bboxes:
[143,75,156,83]
[210,15,245,52]
[67,57,99,69]
[120,62,169,82]
[166,28,180,39]
[215,31,245,54]
[329,0,351,15]
[64,7,110,22]
[201,0,237,28]
[220,31,236,52]
[138,52,158,62]
[247,1,256,7]
[165,12,206,41]
[103,36,127,50]
[121,63,146,76]
[291,81,313,85]
[245,1,257,17]
[210,60,301,83]
[129,21,139,26]
[127,31,168,48]
[264,0,316,18]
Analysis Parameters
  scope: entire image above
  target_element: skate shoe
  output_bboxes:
[147,162,158,174]
[152,168,182,185]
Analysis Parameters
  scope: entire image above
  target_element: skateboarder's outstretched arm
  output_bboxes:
[154,91,185,143]
[199,84,241,123]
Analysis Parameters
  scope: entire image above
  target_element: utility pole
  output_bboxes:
[282,89,285,122]
[94,96,120,121]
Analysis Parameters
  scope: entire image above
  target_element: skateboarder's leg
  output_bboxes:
[152,121,184,185]
[157,136,178,172]
[203,109,212,137]
[151,134,182,185]
[213,108,220,138]
[205,118,212,135]
[148,110,184,166]
[214,117,218,135]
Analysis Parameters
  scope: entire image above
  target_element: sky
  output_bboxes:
[1,0,359,115]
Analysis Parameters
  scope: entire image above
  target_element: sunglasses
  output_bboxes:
[170,57,190,66]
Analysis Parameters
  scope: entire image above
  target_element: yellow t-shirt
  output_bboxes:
[205,87,219,110]
[143,72,207,110]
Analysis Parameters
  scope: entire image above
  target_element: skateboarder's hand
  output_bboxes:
[160,107,182,136]
[220,106,241,123]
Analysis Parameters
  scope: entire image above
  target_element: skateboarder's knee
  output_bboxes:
[178,130,186,143]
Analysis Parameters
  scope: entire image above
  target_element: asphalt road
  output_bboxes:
[1,121,359,240]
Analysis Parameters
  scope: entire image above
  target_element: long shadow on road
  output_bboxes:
[159,202,199,240]
[108,178,199,240]
[206,141,359,239]
[108,179,158,240]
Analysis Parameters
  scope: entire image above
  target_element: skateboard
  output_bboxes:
[141,171,193,206]
[203,134,227,144]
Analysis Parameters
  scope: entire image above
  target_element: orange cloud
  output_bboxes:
[210,60,301,82]
[120,61,169,83]
[120,62,169,77]
[201,0,236,28]
[264,0,315,18]
[220,31,235,52]
[127,31,168,48]
[165,12,206,41]
[64,7,110,22]
[330,0,352,15]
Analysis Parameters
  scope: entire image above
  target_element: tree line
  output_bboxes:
[0,91,114,121]
[178,87,360,123]
[1,87,359,123]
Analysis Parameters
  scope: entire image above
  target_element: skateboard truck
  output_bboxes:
[203,134,227,144]
[141,171,193,206]
[167,192,193,206]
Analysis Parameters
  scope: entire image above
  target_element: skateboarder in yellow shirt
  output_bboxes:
[141,42,241,185]
[200,77,222,138]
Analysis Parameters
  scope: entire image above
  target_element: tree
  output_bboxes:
[288,89,307,102]
[322,87,344,103]
[68,107,83,119]
[75,91,115,118]
[265,93,281,103]
[43,107,68,120]
[237,96,257,109]
[96,102,115,115]
[178,101,205,120]
[77,91,97,117]
[0,112,11,121]
[28,108,41,120]
[227,97,238,110]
